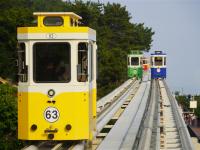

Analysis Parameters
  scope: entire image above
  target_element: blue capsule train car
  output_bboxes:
[151,51,166,79]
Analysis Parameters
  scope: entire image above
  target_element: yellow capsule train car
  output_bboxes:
[17,12,97,140]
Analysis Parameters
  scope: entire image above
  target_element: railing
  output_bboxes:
[163,80,194,150]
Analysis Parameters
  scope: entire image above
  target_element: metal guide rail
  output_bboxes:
[137,79,194,150]
[97,78,136,115]
[162,80,194,150]
[96,79,140,134]
[21,78,138,150]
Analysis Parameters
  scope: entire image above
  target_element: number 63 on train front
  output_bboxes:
[44,107,60,123]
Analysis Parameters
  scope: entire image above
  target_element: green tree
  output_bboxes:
[31,0,66,12]
[0,84,22,150]
[176,95,190,111]
[131,23,154,51]
[97,48,127,97]
[194,95,200,118]
[176,95,200,118]
[0,0,33,80]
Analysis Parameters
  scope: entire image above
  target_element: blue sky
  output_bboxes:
[89,0,200,95]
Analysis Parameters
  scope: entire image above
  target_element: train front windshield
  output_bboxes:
[154,57,163,66]
[131,57,139,66]
[33,42,71,83]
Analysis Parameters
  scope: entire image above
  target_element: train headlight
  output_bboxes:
[133,70,137,74]
[31,124,37,131]
[157,68,161,73]
[48,89,55,97]
[65,124,72,131]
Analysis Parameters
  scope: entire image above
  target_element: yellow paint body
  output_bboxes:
[17,26,91,34]
[17,12,97,141]
[17,15,93,34]
[18,89,96,140]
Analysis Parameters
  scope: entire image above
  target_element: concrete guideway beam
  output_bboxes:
[97,76,151,150]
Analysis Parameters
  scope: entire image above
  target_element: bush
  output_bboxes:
[0,84,23,150]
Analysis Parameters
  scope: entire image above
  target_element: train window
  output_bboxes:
[77,42,88,82]
[70,18,74,26]
[43,17,63,26]
[33,43,71,83]
[140,58,143,65]
[131,57,139,65]
[164,57,166,65]
[75,21,78,27]
[155,57,163,66]
[18,43,28,82]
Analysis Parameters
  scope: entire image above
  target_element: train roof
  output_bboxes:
[17,12,96,41]
[128,50,143,55]
[33,12,82,20]
[151,51,166,55]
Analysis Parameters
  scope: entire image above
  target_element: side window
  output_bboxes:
[77,42,88,82]
[18,43,28,82]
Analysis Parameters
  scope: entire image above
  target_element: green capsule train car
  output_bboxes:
[127,50,143,79]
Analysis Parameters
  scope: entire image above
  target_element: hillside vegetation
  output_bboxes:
[176,95,200,118]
